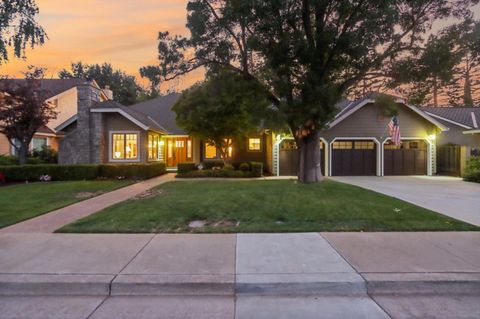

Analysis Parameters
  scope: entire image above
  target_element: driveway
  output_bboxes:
[332,176,480,226]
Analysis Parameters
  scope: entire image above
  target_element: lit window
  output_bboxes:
[205,143,217,159]
[248,138,261,151]
[176,140,185,148]
[112,133,138,160]
[332,141,353,149]
[354,141,375,150]
[148,134,160,160]
[187,139,192,159]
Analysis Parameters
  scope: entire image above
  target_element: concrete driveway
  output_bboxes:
[332,176,480,226]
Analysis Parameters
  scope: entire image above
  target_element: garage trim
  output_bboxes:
[381,137,434,176]
[274,136,329,176]
[329,137,381,176]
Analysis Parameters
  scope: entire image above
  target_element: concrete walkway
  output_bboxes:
[0,173,175,234]
[1,232,479,318]
[333,176,480,226]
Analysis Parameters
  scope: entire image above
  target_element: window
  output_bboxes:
[32,137,47,151]
[204,143,217,159]
[354,141,375,150]
[187,140,192,159]
[332,141,353,149]
[112,133,138,160]
[148,134,160,160]
[248,138,261,151]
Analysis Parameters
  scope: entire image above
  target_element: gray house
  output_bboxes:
[56,83,452,177]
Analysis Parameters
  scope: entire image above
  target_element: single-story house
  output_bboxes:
[0,79,111,156]
[56,82,450,177]
[422,107,480,175]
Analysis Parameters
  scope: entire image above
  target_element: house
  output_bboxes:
[422,107,480,176]
[56,83,447,177]
[0,79,111,156]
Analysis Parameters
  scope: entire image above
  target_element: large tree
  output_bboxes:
[145,0,478,182]
[174,69,271,163]
[0,68,57,164]
[59,62,144,105]
[0,0,46,65]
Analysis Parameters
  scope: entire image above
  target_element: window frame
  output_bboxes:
[147,133,161,161]
[204,142,219,159]
[109,130,140,162]
[247,137,262,152]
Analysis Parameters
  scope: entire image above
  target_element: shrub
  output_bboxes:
[178,162,197,174]
[239,162,250,171]
[224,164,234,171]
[0,155,18,166]
[251,162,263,177]
[463,156,480,183]
[202,159,224,169]
[32,146,58,164]
[26,157,44,165]
[0,162,167,182]
[177,169,253,178]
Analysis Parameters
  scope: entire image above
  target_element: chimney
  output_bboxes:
[102,85,113,100]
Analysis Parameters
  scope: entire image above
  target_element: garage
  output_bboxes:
[279,139,325,176]
[331,140,377,176]
[384,140,427,175]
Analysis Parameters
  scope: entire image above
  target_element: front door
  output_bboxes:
[166,138,192,167]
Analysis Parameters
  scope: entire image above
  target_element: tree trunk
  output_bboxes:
[297,130,323,183]
[18,143,29,165]
[464,69,473,107]
[433,76,438,107]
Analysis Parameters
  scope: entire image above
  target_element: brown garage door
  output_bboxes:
[331,140,377,176]
[384,140,427,175]
[279,140,325,176]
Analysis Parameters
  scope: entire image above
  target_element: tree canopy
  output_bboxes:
[0,0,46,65]
[146,0,479,182]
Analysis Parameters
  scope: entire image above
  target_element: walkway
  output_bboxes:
[0,232,479,318]
[0,173,175,233]
[333,176,480,226]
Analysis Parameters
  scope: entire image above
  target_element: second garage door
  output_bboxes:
[384,140,427,175]
[331,140,377,176]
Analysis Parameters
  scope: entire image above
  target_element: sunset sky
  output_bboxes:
[1,1,480,92]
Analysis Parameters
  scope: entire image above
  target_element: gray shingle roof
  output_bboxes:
[422,107,480,128]
[129,93,185,135]
[0,78,87,100]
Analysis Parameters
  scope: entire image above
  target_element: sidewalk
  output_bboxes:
[0,173,175,234]
[0,232,479,318]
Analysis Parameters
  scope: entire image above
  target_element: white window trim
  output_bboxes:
[109,130,141,163]
[329,137,381,177]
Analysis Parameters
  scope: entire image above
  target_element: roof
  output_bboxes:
[0,78,87,100]
[329,93,447,131]
[422,107,480,129]
[91,100,169,133]
[129,93,185,135]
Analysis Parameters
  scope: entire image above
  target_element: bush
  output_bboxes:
[224,164,234,171]
[178,162,197,174]
[463,156,480,183]
[251,162,263,177]
[0,162,167,182]
[26,157,44,165]
[202,160,224,169]
[32,146,58,164]
[177,169,253,178]
[0,155,18,166]
[239,162,250,171]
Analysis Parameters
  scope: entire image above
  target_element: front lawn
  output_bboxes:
[58,180,479,233]
[0,180,133,228]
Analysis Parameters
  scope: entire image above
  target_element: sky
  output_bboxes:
[1,1,479,92]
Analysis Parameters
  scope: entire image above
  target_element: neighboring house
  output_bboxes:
[0,79,111,156]
[56,84,447,177]
[422,107,480,175]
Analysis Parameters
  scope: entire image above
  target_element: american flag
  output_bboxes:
[388,116,401,146]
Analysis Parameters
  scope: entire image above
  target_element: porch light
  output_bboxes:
[427,134,436,141]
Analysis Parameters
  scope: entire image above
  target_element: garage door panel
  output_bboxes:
[332,141,376,176]
[384,141,427,176]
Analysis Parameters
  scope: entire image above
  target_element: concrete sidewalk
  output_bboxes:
[1,232,479,318]
[0,173,175,234]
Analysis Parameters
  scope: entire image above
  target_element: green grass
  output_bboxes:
[0,180,133,228]
[57,180,479,233]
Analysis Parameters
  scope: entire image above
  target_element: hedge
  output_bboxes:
[202,160,224,169]
[0,162,166,182]
[176,169,254,178]
[463,156,480,183]
[178,162,197,174]
[251,162,263,177]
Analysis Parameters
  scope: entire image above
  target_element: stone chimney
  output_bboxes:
[102,85,114,100]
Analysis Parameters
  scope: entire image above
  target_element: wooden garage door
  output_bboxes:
[279,140,325,176]
[332,140,377,176]
[384,140,427,175]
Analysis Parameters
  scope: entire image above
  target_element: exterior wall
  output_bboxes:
[47,87,78,131]
[435,118,480,148]
[59,83,102,164]
[0,133,10,155]
[0,133,59,156]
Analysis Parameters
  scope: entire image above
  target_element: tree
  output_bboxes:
[174,69,271,163]
[59,62,144,105]
[0,68,57,164]
[0,0,46,65]
[146,0,477,182]
[139,65,162,98]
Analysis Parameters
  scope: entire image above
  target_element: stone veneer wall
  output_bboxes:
[58,82,103,164]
